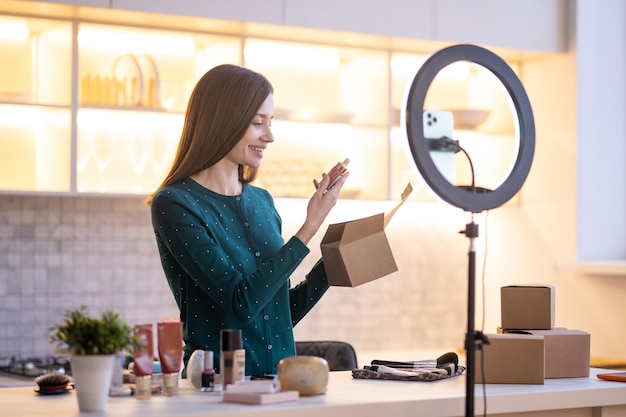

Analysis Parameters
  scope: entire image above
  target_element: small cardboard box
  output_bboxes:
[501,285,555,330]
[321,213,398,287]
[475,333,545,384]
[500,328,590,378]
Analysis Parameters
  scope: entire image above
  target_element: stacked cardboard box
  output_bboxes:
[475,285,590,384]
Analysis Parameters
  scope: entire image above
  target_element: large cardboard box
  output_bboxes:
[475,333,545,384]
[500,328,590,378]
[501,285,555,330]
[321,213,398,287]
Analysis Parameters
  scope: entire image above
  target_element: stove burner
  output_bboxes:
[1,356,71,377]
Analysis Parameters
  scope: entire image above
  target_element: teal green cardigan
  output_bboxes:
[150,178,329,375]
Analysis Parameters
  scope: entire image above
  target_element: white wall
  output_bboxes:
[576,0,626,260]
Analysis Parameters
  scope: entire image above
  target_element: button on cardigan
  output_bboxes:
[151,178,330,375]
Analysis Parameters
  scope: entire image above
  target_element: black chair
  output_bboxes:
[295,340,358,371]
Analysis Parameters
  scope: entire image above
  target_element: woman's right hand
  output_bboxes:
[295,171,349,245]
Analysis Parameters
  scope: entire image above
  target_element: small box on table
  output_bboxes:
[475,333,545,384]
[499,328,590,378]
[501,285,555,330]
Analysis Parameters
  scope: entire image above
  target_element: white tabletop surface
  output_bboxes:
[2,367,626,417]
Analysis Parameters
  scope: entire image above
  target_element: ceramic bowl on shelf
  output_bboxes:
[451,109,490,130]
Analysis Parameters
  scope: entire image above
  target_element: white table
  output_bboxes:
[2,368,626,417]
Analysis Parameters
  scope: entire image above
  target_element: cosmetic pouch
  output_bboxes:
[351,352,465,382]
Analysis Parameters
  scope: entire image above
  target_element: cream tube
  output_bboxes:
[133,324,154,400]
[157,321,183,396]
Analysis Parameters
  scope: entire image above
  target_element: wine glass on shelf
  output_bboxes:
[149,132,172,178]
[128,131,150,193]
[93,130,116,172]
[129,131,150,174]
[76,131,93,173]
[76,130,95,192]
[93,130,117,192]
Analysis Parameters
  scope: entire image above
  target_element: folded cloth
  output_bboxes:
[352,352,464,382]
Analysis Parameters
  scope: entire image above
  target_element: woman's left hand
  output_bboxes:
[295,171,349,245]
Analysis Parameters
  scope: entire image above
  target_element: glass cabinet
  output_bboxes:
[75,23,241,194]
[0,10,519,201]
[246,39,390,199]
[0,16,72,192]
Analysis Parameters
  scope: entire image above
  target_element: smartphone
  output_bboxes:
[597,372,626,382]
[423,110,456,183]
[423,110,454,140]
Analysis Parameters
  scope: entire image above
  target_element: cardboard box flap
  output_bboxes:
[340,213,384,244]
[505,284,555,289]
[320,223,345,248]
[384,183,412,228]
[320,214,386,247]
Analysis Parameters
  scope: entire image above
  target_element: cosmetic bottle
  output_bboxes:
[200,350,215,392]
[325,158,350,190]
[220,329,245,390]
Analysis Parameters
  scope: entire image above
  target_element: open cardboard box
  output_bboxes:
[321,184,412,287]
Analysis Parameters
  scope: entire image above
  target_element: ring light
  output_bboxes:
[405,43,535,213]
[404,44,536,417]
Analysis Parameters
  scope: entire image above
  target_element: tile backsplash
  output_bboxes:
[0,194,468,359]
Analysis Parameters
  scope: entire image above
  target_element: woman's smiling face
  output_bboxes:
[226,93,274,169]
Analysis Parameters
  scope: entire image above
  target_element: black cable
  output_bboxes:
[459,147,476,191]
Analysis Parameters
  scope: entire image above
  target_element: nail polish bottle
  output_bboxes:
[326,158,350,190]
[200,350,215,392]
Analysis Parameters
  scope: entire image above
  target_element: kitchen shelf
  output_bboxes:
[556,260,626,277]
[79,104,172,113]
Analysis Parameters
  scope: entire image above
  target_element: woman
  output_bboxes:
[147,64,348,375]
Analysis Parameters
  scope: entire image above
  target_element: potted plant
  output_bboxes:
[50,305,134,412]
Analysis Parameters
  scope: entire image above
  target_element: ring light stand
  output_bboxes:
[404,44,535,417]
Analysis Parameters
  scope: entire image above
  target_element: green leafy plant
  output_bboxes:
[50,305,135,355]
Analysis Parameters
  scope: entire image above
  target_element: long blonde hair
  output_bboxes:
[146,64,273,205]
